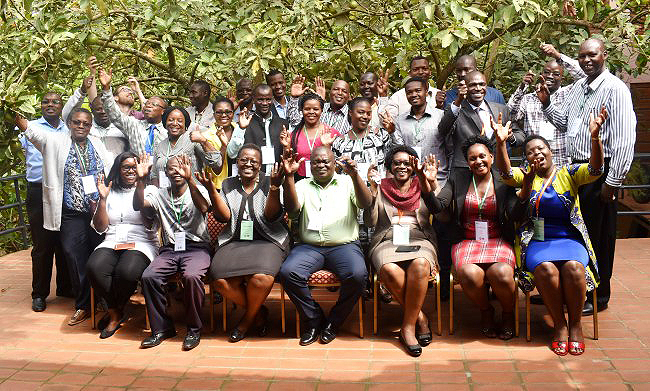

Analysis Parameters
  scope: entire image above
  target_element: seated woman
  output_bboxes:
[87,152,159,338]
[435,135,519,340]
[495,108,606,356]
[201,144,290,342]
[364,145,440,357]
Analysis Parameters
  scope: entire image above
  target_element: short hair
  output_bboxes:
[105,151,139,190]
[42,91,61,100]
[409,55,429,69]
[299,92,325,111]
[237,143,262,160]
[385,145,419,172]
[456,54,477,67]
[161,106,191,130]
[191,80,211,97]
[149,96,169,109]
[461,135,494,160]
[347,96,373,125]
[403,76,428,89]
[236,78,252,88]
[265,69,283,84]
[464,70,485,83]
[311,145,333,160]
[524,134,551,150]
[212,95,234,111]
[67,107,93,124]
[253,84,272,96]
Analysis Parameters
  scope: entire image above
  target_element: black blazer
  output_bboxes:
[438,100,524,169]
[243,113,289,171]
[430,168,524,244]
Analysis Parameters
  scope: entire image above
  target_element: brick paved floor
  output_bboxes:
[0,238,649,390]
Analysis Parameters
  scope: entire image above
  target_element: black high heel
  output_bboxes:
[416,321,433,347]
[399,332,422,357]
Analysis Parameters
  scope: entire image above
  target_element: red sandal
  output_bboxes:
[551,340,568,356]
[569,341,585,356]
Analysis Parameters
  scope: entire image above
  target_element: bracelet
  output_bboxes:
[270,184,281,191]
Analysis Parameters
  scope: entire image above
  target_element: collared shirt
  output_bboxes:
[544,69,637,187]
[293,173,361,246]
[393,106,449,185]
[467,101,493,138]
[101,89,166,156]
[445,86,505,108]
[62,140,104,213]
[387,85,441,118]
[273,96,288,119]
[20,117,67,183]
[186,102,215,132]
[508,54,586,166]
[287,97,352,134]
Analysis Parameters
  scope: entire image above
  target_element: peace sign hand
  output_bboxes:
[589,105,608,140]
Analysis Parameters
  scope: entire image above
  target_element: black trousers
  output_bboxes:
[87,247,150,310]
[577,158,617,305]
[26,182,70,299]
[60,208,103,310]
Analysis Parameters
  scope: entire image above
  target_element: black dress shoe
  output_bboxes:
[582,301,608,316]
[182,332,200,351]
[140,330,176,349]
[320,323,338,344]
[97,313,111,331]
[416,322,433,347]
[100,324,122,339]
[228,328,246,343]
[32,297,46,312]
[299,327,320,346]
[399,332,422,357]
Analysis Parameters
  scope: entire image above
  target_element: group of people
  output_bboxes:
[17,37,636,357]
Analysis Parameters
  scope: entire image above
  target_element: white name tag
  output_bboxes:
[240,220,254,240]
[357,162,370,182]
[413,146,422,159]
[115,224,129,243]
[261,146,275,165]
[307,214,322,231]
[231,165,238,177]
[158,171,170,188]
[538,121,555,141]
[81,175,98,195]
[475,220,489,243]
[174,231,186,251]
[304,160,311,177]
[533,218,545,241]
[392,224,410,245]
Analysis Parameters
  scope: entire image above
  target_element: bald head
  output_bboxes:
[329,79,350,108]
[455,55,478,82]
[310,146,336,184]
[578,38,607,80]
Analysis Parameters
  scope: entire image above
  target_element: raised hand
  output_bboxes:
[216,126,229,146]
[194,168,214,189]
[523,159,539,184]
[279,125,291,150]
[270,162,285,187]
[540,43,562,60]
[127,76,141,92]
[454,80,467,106]
[435,90,446,109]
[490,112,512,144]
[15,114,28,132]
[190,129,207,144]
[379,110,395,133]
[98,68,112,90]
[81,76,94,94]
[535,75,551,106]
[87,56,99,76]
[97,174,112,200]
[336,156,358,176]
[290,75,308,98]
[226,88,238,107]
[320,131,337,147]
[238,107,252,129]
[315,76,326,100]
[521,70,536,87]
[367,163,380,193]
[589,105,608,140]
[377,69,390,97]
[422,154,439,183]
[136,154,152,179]
[281,148,305,175]
[562,0,577,18]
[175,154,193,181]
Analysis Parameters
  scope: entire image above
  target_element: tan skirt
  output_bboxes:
[370,228,438,275]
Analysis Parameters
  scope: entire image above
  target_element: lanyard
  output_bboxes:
[472,173,492,219]
[535,167,556,217]
[73,142,89,176]
[170,190,185,225]
[397,209,403,225]
[305,124,322,152]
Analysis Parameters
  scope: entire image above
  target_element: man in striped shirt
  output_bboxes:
[537,38,637,314]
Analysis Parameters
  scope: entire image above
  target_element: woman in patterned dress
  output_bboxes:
[435,135,520,339]
[495,108,606,356]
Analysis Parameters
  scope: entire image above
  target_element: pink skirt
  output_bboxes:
[452,238,515,269]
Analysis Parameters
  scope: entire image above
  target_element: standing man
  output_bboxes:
[99,69,168,156]
[19,92,72,312]
[386,56,445,117]
[508,44,586,166]
[444,55,506,107]
[266,70,289,119]
[233,78,254,122]
[186,80,214,132]
[288,77,352,134]
[241,84,290,172]
[113,80,145,120]
[538,38,636,314]
[358,72,391,133]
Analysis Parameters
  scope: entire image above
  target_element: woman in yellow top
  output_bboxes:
[494,107,607,357]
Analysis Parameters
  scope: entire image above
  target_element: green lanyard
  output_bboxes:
[73,142,89,176]
[472,173,492,219]
[170,190,185,225]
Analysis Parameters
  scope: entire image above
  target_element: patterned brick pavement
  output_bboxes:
[0,238,649,390]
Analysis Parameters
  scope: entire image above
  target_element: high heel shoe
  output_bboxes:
[399,332,422,357]
[416,321,433,347]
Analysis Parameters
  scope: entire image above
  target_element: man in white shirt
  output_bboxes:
[385,56,445,118]
[186,80,215,132]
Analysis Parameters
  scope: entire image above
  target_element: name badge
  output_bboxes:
[533,218,545,241]
[392,224,410,245]
[231,165,238,177]
[158,171,171,188]
[174,231,186,251]
[81,175,98,195]
[114,242,135,250]
[240,220,254,240]
[304,160,311,177]
[261,146,275,165]
[115,224,129,243]
[357,162,370,182]
[413,146,422,159]
[538,121,555,141]
[307,214,322,231]
[475,220,489,243]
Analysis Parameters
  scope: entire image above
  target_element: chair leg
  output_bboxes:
[593,289,599,340]
[358,297,364,338]
[296,309,300,338]
[222,299,227,332]
[209,283,214,333]
[373,273,379,335]
[435,274,442,336]
[281,285,286,334]
[526,291,531,342]
[449,274,454,335]
[514,276,520,338]
[145,304,150,331]
[90,286,96,330]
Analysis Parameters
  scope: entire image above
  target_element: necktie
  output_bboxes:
[145,124,156,155]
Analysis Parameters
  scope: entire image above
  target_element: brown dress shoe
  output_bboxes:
[68,309,89,326]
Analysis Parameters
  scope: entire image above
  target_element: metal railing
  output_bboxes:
[0,174,30,249]
[618,153,650,216]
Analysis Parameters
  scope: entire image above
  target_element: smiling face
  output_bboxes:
[236,79,253,101]
[359,73,377,99]
[236,147,262,181]
[541,61,564,94]
[253,86,273,117]
[349,100,372,132]
[120,157,138,187]
[525,138,553,172]
[310,147,335,184]
[68,111,93,142]
[213,101,234,127]
[329,80,350,107]
[465,71,487,106]
[41,93,63,121]
[90,97,110,128]
[390,151,413,183]
[404,80,427,107]
[143,97,166,123]
[409,59,431,80]
[466,143,493,177]
[165,109,186,139]
[578,39,607,80]
[302,98,323,127]
[267,73,287,101]
[165,157,186,187]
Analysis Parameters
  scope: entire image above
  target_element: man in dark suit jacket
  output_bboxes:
[438,70,524,175]
[242,84,289,172]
